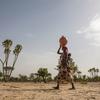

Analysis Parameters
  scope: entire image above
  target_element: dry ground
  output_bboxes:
[0,82,100,100]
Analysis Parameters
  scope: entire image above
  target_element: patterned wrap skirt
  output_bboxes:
[57,59,73,81]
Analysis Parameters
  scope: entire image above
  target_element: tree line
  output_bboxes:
[0,39,100,83]
[0,67,100,83]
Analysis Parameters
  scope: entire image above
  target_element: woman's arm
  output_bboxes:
[57,45,62,54]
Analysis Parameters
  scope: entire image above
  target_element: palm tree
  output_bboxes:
[92,67,96,77]
[9,44,22,77]
[2,39,13,66]
[88,68,95,78]
[0,40,22,81]
[2,39,12,49]
[88,68,92,78]
[13,44,22,66]
[2,39,13,81]
[95,68,99,77]
[83,75,86,80]
[88,67,99,79]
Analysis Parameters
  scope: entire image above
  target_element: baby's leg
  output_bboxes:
[68,72,75,89]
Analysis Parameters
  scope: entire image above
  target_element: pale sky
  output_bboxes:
[0,0,100,77]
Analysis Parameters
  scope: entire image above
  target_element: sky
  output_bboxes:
[0,0,100,77]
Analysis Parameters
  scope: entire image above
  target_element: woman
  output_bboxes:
[54,45,75,89]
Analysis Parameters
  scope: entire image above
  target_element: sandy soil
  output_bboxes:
[0,82,100,100]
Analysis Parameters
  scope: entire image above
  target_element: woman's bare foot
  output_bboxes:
[53,86,59,89]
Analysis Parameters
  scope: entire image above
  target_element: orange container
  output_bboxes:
[59,36,68,47]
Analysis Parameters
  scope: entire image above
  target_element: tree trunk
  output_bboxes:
[43,76,46,83]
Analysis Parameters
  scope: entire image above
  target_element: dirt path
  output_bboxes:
[0,82,100,100]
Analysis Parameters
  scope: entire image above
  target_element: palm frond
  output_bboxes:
[13,44,22,55]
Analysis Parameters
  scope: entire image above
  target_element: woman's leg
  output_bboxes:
[53,72,61,89]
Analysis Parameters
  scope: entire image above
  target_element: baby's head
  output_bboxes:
[68,53,71,57]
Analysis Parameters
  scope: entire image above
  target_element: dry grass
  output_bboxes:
[0,82,100,100]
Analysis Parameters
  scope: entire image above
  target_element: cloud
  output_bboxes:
[77,15,100,47]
